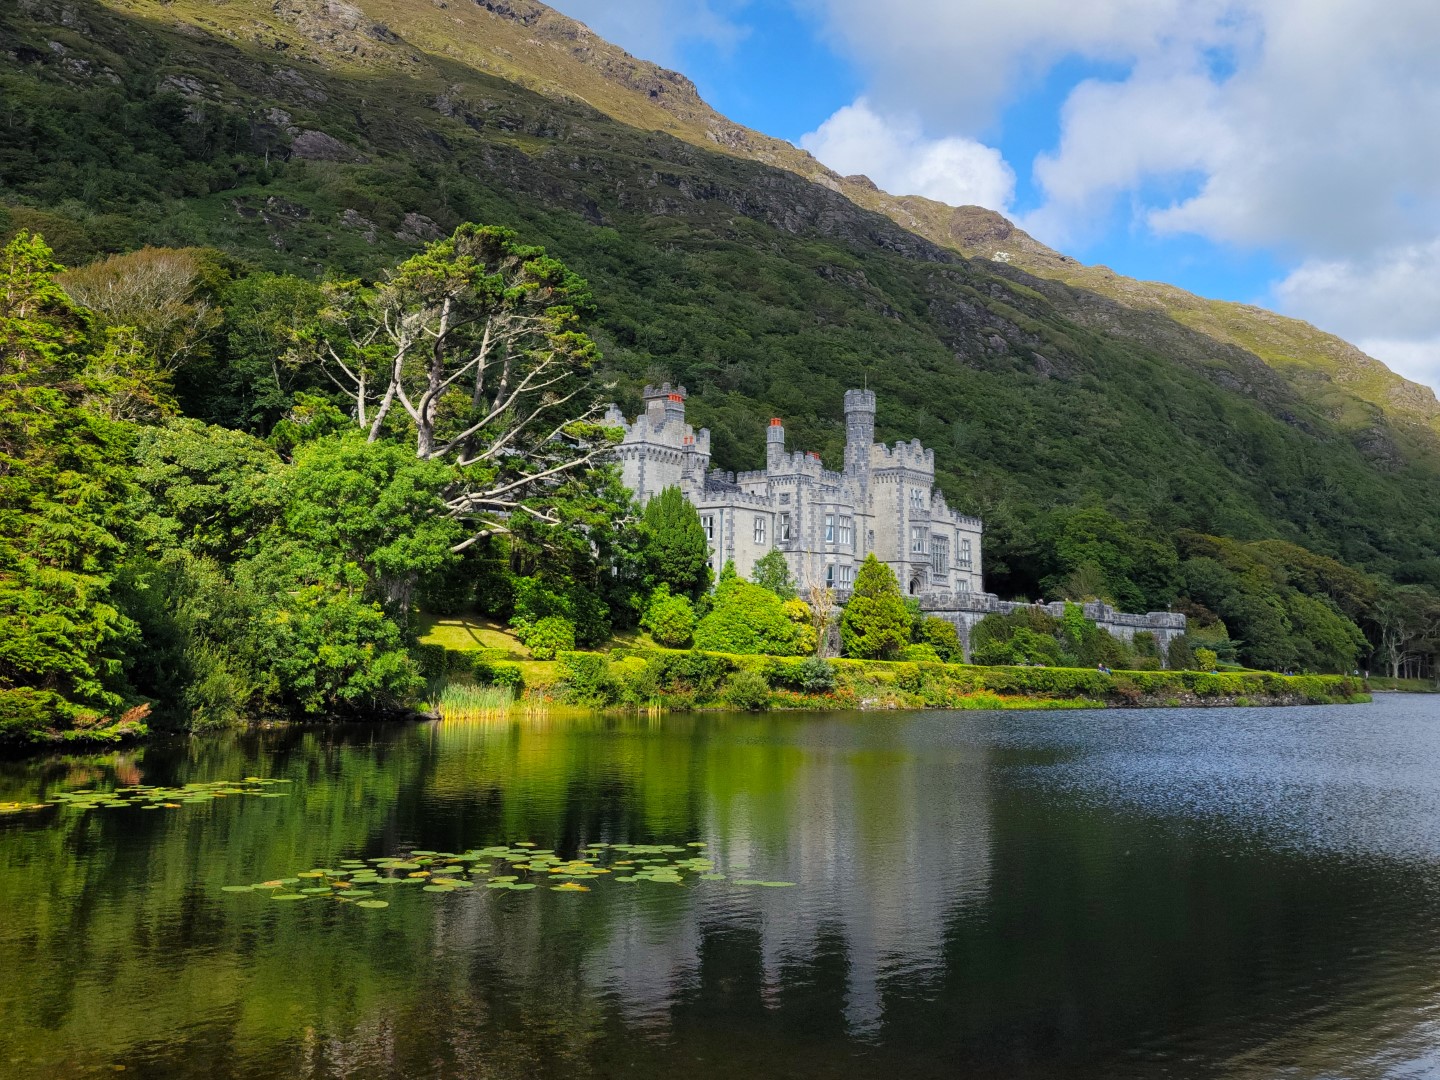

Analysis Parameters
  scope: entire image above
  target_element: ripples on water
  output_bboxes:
[2,697,1440,1079]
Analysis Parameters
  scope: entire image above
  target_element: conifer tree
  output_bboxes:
[840,554,912,659]
[752,549,796,598]
[641,486,712,600]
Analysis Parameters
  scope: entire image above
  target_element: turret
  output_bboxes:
[844,388,876,477]
[643,383,686,428]
[767,417,785,471]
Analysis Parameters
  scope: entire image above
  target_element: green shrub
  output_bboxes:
[612,655,660,706]
[840,555,912,659]
[474,659,524,692]
[752,549,796,599]
[557,652,617,707]
[796,656,837,693]
[641,585,696,648]
[723,669,771,711]
[520,616,575,660]
[900,643,943,663]
[662,649,737,696]
[413,642,448,680]
[694,577,807,655]
[919,616,963,662]
[1165,633,1196,671]
[1195,647,1219,670]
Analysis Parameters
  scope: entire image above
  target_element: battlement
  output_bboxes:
[871,438,935,472]
[613,387,987,599]
[843,388,876,413]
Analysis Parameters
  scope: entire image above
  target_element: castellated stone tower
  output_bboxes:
[844,388,876,478]
[766,417,785,471]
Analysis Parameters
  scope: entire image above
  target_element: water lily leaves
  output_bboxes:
[221,837,778,914]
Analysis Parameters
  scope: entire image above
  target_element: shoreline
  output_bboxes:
[3,654,1371,751]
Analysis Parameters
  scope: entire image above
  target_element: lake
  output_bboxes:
[3,696,1440,1079]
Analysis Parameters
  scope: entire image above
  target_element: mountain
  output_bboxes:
[3,0,1438,598]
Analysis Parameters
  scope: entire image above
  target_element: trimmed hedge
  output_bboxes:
[549,647,1367,711]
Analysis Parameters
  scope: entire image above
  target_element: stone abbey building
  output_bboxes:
[607,385,1185,659]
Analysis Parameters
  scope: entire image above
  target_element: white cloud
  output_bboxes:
[799,99,1014,211]
[1275,239,1440,389]
[545,0,748,67]
[800,0,1440,388]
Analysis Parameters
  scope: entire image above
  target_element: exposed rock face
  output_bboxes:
[394,212,444,243]
[289,129,365,162]
[339,208,378,243]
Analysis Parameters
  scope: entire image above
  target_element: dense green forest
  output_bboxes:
[1,0,1437,741]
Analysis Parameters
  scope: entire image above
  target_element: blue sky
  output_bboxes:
[549,1,1440,391]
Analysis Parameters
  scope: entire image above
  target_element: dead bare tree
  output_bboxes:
[300,224,617,550]
[798,559,838,658]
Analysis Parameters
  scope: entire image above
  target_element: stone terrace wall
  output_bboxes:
[917,593,1187,664]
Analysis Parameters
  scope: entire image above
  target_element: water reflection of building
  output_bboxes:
[579,718,996,1033]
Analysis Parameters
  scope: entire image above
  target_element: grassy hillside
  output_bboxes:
[222,0,1440,470]
[3,0,1439,600]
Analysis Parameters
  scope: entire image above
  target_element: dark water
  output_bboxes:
[4,697,1440,1079]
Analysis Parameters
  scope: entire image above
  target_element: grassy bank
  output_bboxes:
[420,642,1370,720]
[1366,677,1439,693]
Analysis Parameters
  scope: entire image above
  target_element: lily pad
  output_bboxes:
[270,893,307,901]
[221,885,254,893]
[355,900,389,909]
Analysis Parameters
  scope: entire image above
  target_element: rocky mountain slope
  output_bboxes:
[362,0,1440,463]
[3,0,1438,593]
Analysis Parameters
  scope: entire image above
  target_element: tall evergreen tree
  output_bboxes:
[752,549,796,599]
[641,486,712,600]
[840,554,912,660]
[0,233,137,739]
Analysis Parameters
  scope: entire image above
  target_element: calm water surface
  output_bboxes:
[4,697,1440,1079]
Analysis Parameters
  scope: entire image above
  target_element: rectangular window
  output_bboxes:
[701,515,714,543]
[824,514,835,543]
[959,537,972,568]
[910,488,924,511]
[840,565,855,586]
[955,577,969,595]
[911,526,926,554]
[930,535,949,575]
[838,517,853,546]
[825,563,835,586]
[753,516,766,544]
[778,512,791,542]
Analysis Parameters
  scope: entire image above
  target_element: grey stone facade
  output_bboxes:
[607,385,1185,661]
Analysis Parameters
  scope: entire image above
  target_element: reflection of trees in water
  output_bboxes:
[6,714,1440,1079]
